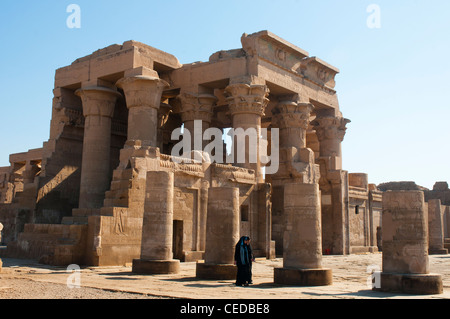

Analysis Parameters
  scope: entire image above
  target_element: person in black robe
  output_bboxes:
[234,236,254,286]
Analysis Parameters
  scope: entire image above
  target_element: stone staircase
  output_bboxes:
[61,208,100,225]
[61,167,141,225]
[102,165,147,220]
[4,148,155,267]
[104,168,134,208]
[5,223,87,266]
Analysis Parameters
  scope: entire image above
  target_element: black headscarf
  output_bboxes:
[235,236,251,266]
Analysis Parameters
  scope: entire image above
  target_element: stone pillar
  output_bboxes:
[157,102,173,152]
[116,75,169,148]
[272,101,314,150]
[377,191,443,294]
[132,171,180,274]
[22,161,41,184]
[270,102,317,255]
[257,183,275,259]
[446,206,450,237]
[274,183,332,286]
[76,86,121,209]
[199,183,209,252]
[312,115,350,255]
[444,206,449,238]
[445,206,450,251]
[178,92,217,152]
[428,199,448,255]
[225,83,269,183]
[196,187,240,280]
[312,116,350,171]
[271,101,316,180]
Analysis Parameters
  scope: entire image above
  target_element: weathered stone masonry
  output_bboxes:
[0,31,383,267]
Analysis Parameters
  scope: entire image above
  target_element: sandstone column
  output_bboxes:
[274,183,332,286]
[132,171,180,274]
[377,191,443,294]
[76,86,121,209]
[273,101,314,150]
[312,115,351,255]
[270,101,317,255]
[428,199,448,255]
[196,187,240,279]
[116,75,169,148]
[445,206,450,251]
[179,92,217,152]
[225,83,269,183]
[199,183,209,252]
[272,101,316,180]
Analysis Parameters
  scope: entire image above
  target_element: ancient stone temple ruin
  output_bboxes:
[0,31,384,267]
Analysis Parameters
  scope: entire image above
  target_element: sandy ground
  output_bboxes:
[1,253,450,299]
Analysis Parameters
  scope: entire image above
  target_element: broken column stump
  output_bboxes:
[274,183,332,286]
[376,191,443,295]
[196,187,239,280]
[132,171,180,274]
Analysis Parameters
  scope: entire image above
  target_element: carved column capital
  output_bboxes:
[76,85,120,209]
[116,75,169,148]
[178,92,216,124]
[75,86,121,118]
[312,116,351,142]
[224,83,270,117]
[272,101,314,130]
[116,75,169,110]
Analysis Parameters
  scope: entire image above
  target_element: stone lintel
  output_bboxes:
[55,39,181,89]
[242,30,310,60]
[9,148,43,165]
[301,56,340,75]
[124,66,159,78]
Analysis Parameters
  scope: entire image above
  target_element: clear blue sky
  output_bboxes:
[0,0,449,189]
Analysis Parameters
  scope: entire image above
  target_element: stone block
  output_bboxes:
[382,191,429,274]
[184,251,204,262]
[379,191,444,295]
[377,273,443,295]
[429,248,448,255]
[132,259,180,275]
[204,187,240,265]
[196,262,236,280]
[283,183,322,269]
[274,268,332,286]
